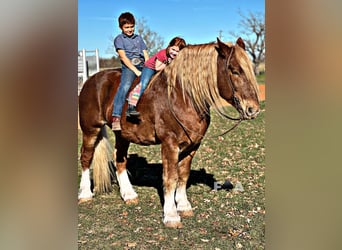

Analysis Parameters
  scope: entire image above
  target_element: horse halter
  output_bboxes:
[218,47,243,121]
[212,46,247,137]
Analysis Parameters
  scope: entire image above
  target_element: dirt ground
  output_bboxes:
[259,84,265,101]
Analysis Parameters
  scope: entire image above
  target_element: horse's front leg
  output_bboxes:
[114,132,138,204]
[161,140,182,228]
[175,149,198,217]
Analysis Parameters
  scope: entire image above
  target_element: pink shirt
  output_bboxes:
[144,49,169,70]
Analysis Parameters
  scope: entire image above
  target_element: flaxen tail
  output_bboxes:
[92,126,113,194]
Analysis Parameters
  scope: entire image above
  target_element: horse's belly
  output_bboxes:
[121,127,158,146]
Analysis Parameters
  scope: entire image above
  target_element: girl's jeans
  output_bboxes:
[140,67,156,95]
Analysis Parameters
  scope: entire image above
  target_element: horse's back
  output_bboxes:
[79,68,121,132]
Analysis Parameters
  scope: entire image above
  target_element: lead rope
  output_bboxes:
[167,47,243,139]
[166,88,242,140]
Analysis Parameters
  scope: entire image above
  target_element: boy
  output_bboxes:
[112,12,149,130]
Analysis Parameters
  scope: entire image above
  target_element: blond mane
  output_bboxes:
[149,42,258,115]
[163,43,220,114]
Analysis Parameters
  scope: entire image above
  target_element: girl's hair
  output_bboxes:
[166,37,187,54]
[118,12,135,28]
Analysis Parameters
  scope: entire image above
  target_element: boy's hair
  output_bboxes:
[167,37,187,51]
[118,12,135,28]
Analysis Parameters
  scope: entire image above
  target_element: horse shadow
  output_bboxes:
[111,154,229,205]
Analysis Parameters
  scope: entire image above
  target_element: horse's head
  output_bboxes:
[216,38,260,120]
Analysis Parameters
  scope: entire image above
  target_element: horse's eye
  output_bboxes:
[228,65,240,76]
[232,70,240,76]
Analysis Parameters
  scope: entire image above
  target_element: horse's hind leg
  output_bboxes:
[176,150,198,217]
[78,129,100,202]
[114,131,138,204]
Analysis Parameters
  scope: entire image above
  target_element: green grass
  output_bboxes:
[256,73,265,85]
[78,101,265,249]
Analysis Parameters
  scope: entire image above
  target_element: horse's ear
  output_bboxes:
[236,37,245,50]
[216,37,231,58]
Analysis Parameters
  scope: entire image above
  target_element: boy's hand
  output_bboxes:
[135,70,141,77]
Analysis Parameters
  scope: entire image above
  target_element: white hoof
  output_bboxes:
[78,189,93,200]
[121,190,138,203]
[163,215,183,228]
[178,209,194,217]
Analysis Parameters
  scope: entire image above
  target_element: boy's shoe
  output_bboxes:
[112,116,121,131]
[126,105,140,117]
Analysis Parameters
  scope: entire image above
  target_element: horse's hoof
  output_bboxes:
[178,210,194,218]
[125,197,139,205]
[164,221,183,229]
[78,197,92,204]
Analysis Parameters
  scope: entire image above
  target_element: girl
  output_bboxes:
[127,37,186,117]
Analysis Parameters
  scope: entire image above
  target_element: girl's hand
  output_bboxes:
[155,59,167,71]
[162,58,172,65]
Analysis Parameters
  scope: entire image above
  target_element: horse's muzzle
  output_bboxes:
[243,105,260,119]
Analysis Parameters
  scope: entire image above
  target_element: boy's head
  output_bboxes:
[118,12,135,29]
[118,12,135,37]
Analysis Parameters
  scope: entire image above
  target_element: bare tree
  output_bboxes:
[230,11,265,74]
[136,18,164,56]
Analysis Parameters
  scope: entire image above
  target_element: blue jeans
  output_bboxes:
[140,67,156,95]
[112,64,143,117]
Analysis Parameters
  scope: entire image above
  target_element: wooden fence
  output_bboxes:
[78,49,100,95]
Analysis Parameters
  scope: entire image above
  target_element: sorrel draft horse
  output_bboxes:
[78,38,260,228]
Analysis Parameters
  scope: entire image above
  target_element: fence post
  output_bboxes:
[95,48,100,72]
[82,48,87,83]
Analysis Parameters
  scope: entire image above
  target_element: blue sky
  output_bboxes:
[78,0,264,58]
